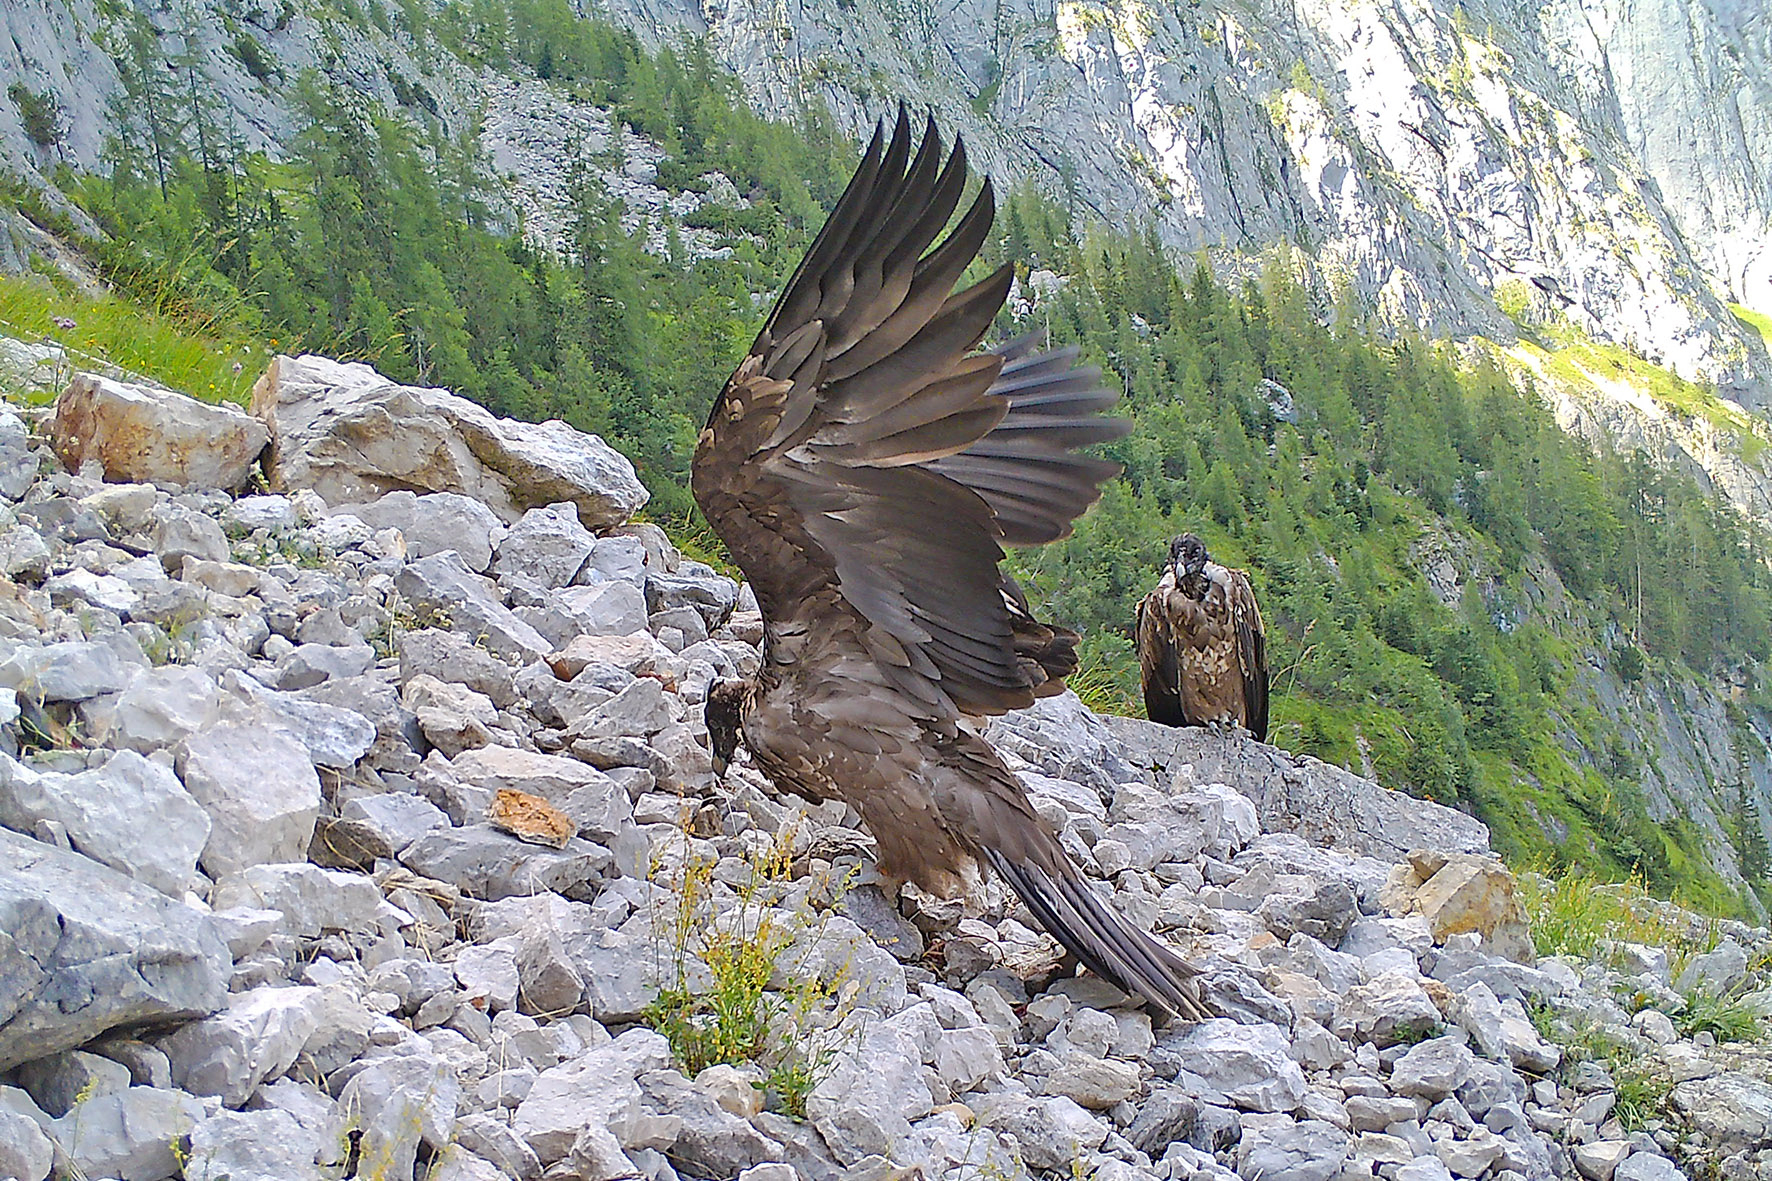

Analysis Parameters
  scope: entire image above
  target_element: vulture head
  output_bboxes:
[1169,533,1209,586]
[705,679,752,778]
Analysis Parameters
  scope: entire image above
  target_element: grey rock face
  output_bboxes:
[344,489,506,572]
[0,639,131,701]
[645,561,739,631]
[108,664,221,752]
[182,1107,327,1181]
[399,628,519,708]
[0,750,209,896]
[1160,1019,1307,1113]
[1103,712,1492,860]
[0,829,230,1070]
[513,1028,673,1164]
[253,353,647,528]
[210,862,397,938]
[160,985,327,1107]
[0,403,35,502]
[1669,1073,1772,1152]
[976,1092,1108,1170]
[52,1085,209,1181]
[223,494,299,533]
[638,1069,782,1175]
[1236,1117,1350,1181]
[1674,937,1749,996]
[1389,1036,1476,1100]
[14,1047,131,1117]
[52,373,269,491]
[0,1102,54,1181]
[399,824,610,900]
[277,641,376,689]
[493,502,597,587]
[805,1020,933,1164]
[396,550,552,661]
[339,1050,462,1181]
[152,506,232,571]
[223,672,377,768]
[177,721,322,877]
[528,580,650,641]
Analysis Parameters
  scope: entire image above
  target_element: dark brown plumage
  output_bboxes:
[694,109,1207,1021]
[1136,533,1270,741]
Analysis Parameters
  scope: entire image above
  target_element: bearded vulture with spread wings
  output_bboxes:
[693,110,1207,1021]
[1137,533,1270,741]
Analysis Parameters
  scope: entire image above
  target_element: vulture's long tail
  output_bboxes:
[981,845,1211,1023]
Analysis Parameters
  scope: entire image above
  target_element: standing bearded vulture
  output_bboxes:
[693,110,1207,1020]
[1136,533,1270,741]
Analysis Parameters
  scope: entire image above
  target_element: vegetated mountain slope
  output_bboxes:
[1,0,1770,913]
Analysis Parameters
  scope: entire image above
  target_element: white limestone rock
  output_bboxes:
[160,985,329,1107]
[52,372,268,491]
[0,749,209,896]
[252,353,646,529]
[178,721,322,877]
[0,828,230,1071]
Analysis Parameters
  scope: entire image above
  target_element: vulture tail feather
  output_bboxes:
[980,847,1209,1022]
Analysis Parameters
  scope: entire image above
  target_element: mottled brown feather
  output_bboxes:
[1136,565,1270,742]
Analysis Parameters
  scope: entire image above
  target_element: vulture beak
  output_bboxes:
[712,750,729,780]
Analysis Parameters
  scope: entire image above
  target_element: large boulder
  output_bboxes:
[52,373,269,491]
[0,828,231,1071]
[251,354,647,528]
[0,750,210,897]
[1381,851,1534,962]
[992,694,1491,860]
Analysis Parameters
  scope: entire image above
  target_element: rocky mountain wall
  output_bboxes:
[592,0,1772,405]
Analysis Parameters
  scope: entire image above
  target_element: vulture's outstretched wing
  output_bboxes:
[693,112,1212,1020]
[1228,568,1269,742]
[1136,592,1187,726]
[692,109,1127,718]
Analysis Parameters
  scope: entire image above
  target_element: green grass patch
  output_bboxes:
[1527,330,1767,460]
[1521,868,1719,969]
[0,272,265,405]
[1676,989,1766,1044]
[1531,1002,1673,1133]
[1729,302,1772,352]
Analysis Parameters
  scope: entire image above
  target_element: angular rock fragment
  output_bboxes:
[342,489,505,571]
[400,824,609,900]
[53,372,268,491]
[1382,851,1533,963]
[252,353,646,528]
[0,829,230,1070]
[52,1085,209,1181]
[178,721,322,877]
[161,984,328,1106]
[489,788,576,849]
[182,1107,328,1181]
[396,551,552,661]
[0,749,209,896]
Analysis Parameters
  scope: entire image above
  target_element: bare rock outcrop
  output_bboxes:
[250,354,648,530]
[51,373,268,492]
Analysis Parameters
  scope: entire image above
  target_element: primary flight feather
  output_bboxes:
[693,109,1207,1021]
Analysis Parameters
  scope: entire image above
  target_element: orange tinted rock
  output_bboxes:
[488,788,574,849]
